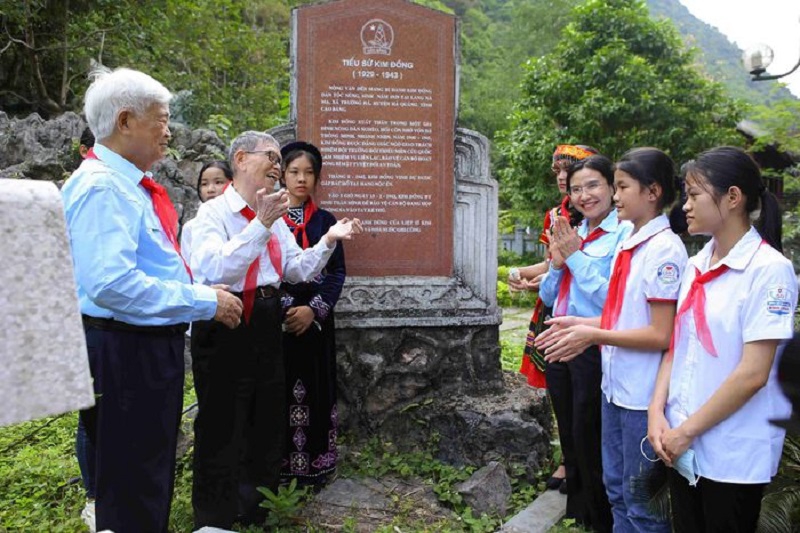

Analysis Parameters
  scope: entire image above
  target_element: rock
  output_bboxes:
[0,180,94,426]
[299,476,456,532]
[0,111,85,182]
[455,461,512,517]
[0,112,227,228]
[377,372,552,483]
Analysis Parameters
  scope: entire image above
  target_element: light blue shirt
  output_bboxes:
[62,143,217,326]
[539,209,632,318]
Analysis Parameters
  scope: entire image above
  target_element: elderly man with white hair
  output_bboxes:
[188,130,361,529]
[62,67,243,533]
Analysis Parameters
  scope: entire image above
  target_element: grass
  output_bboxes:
[0,370,553,532]
[0,375,200,532]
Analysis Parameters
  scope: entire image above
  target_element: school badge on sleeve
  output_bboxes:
[767,286,793,315]
[657,262,679,284]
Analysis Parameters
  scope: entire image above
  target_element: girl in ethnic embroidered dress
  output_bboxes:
[278,141,345,487]
[648,147,796,532]
[537,148,688,532]
[537,155,632,532]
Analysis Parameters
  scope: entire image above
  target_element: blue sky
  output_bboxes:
[679,0,800,97]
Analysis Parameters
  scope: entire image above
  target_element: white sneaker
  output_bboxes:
[81,500,96,533]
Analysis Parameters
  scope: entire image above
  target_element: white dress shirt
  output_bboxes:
[189,184,336,291]
[601,215,688,410]
[180,217,198,267]
[666,227,797,483]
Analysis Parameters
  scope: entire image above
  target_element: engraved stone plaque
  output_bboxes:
[295,0,456,277]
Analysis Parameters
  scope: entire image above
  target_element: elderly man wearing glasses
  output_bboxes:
[188,131,363,529]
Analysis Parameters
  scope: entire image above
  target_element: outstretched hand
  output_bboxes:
[323,217,363,246]
[256,189,290,228]
[533,316,582,348]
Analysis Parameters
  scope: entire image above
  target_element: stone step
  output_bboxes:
[498,489,566,533]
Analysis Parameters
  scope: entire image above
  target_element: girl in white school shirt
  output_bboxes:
[648,146,797,533]
[538,154,632,533]
[537,147,688,532]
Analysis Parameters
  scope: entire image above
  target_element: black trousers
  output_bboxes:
[191,295,286,529]
[546,346,612,533]
[80,326,185,533]
[668,469,766,533]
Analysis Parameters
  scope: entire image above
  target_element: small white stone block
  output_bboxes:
[0,179,94,427]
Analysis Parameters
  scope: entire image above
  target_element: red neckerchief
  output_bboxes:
[668,265,730,358]
[600,227,670,330]
[554,226,606,317]
[239,206,283,324]
[282,198,318,250]
[84,150,192,280]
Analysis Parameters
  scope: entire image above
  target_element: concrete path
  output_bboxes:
[499,489,566,533]
[500,307,532,332]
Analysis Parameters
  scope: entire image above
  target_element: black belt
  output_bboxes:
[232,285,281,300]
[82,315,188,336]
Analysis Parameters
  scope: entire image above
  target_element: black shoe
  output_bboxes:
[559,478,567,494]
[546,475,565,490]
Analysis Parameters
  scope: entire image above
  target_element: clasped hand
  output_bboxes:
[546,216,581,269]
[647,412,693,467]
[533,317,593,362]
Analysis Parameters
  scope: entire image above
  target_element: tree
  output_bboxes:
[0,0,297,131]
[496,0,744,223]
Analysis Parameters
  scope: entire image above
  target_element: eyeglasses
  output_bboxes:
[569,180,605,196]
[246,150,282,166]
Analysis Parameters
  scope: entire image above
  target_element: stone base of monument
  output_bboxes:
[364,373,550,483]
[335,322,552,482]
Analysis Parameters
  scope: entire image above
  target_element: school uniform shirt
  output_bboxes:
[539,209,632,318]
[601,215,688,410]
[189,184,336,290]
[665,227,797,484]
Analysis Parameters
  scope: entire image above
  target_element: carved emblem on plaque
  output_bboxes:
[361,19,394,55]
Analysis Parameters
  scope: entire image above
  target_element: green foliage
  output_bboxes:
[257,478,311,528]
[0,0,297,131]
[500,336,525,372]
[497,0,744,223]
[497,264,539,309]
[341,437,506,531]
[0,414,85,530]
[206,114,234,145]
[751,98,800,155]
[549,517,593,532]
[748,97,800,244]
[498,248,544,268]
[435,0,579,138]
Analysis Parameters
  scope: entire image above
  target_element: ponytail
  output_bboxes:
[668,172,688,234]
[757,187,783,252]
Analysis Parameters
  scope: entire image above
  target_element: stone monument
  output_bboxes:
[273,0,550,478]
[0,179,94,426]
